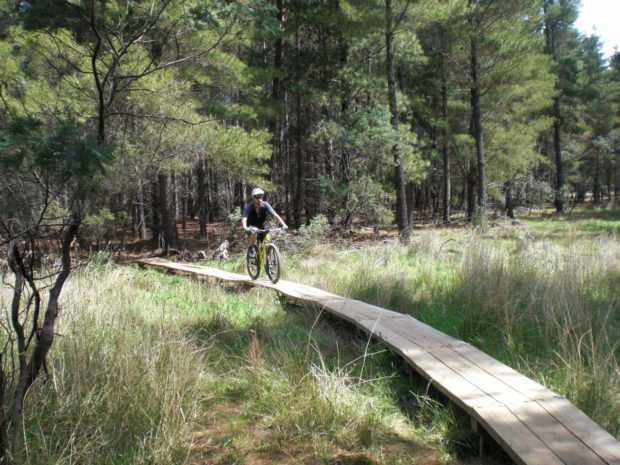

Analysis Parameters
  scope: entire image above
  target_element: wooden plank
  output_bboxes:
[448,343,557,402]
[360,324,580,465]
[376,322,584,465]
[360,324,505,411]
[426,347,531,407]
[276,281,348,303]
[138,259,249,282]
[373,317,556,401]
[319,297,406,323]
[475,404,565,465]
[377,318,612,464]
[537,397,620,465]
[365,315,462,351]
[509,401,607,465]
[378,318,540,407]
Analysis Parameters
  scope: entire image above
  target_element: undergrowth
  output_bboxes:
[1,207,616,463]
[0,265,489,464]
[282,220,620,438]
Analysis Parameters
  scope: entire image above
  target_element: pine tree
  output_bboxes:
[579,35,615,202]
[543,0,581,211]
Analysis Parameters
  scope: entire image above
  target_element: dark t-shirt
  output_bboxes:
[243,201,277,229]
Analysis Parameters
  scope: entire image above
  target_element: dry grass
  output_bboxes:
[283,224,620,437]
[1,264,492,464]
[2,211,616,464]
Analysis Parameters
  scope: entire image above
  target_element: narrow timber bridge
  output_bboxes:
[138,258,620,465]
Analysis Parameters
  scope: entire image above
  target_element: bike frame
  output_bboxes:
[246,227,283,283]
[254,232,270,271]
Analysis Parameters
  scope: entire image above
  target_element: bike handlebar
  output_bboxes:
[250,227,284,233]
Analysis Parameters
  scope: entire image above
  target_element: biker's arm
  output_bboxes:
[274,214,287,228]
[242,216,253,233]
[272,213,288,231]
[264,202,288,230]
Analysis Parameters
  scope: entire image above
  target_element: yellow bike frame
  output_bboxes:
[256,233,270,270]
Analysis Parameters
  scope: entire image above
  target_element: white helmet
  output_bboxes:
[251,187,265,197]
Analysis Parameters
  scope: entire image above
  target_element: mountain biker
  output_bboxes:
[242,188,288,256]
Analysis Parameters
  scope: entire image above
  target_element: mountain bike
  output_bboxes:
[246,227,283,284]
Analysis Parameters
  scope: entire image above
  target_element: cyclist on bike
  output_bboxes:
[242,188,288,257]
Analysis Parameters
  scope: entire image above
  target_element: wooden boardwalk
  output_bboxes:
[138,258,620,465]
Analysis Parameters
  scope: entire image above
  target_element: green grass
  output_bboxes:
[274,213,620,438]
[579,219,620,235]
[526,203,620,241]
[220,206,619,438]
[1,265,491,465]
[2,205,617,463]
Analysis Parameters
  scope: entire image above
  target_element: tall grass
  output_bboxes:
[283,228,620,437]
[2,213,616,463]
[0,265,484,464]
[11,267,207,464]
[452,239,619,435]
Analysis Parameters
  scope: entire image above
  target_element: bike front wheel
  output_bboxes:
[246,245,260,280]
[265,244,282,284]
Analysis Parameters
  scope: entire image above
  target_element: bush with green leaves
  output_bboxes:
[297,214,331,238]
[78,208,117,250]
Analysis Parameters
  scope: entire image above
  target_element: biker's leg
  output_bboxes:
[247,231,258,257]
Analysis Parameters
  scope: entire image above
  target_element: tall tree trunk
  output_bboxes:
[406,182,415,228]
[469,25,486,219]
[576,182,585,203]
[273,0,284,104]
[385,0,409,242]
[186,167,195,220]
[341,148,352,231]
[441,66,451,224]
[135,174,147,239]
[196,159,208,238]
[466,160,477,221]
[272,0,284,200]
[593,151,601,203]
[293,31,305,228]
[294,136,304,228]
[431,182,439,223]
[151,179,161,244]
[208,162,216,221]
[339,31,352,230]
[172,172,179,223]
[181,171,188,231]
[204,163,212,222]
[284,90,293,226]
[552,97,565,212]
[606,160,612,201]
[505,181,514,219]
[544,0,565,213]
[307,147,319,221]
[157,171,178,252]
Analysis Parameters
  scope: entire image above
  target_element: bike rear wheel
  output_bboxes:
[246,245,260,280]
[265,244,282,284]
